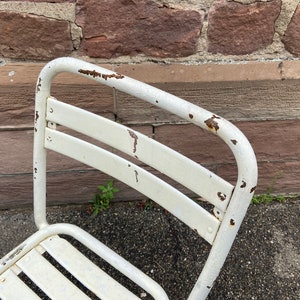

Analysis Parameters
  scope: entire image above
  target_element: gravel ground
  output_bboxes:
[0,200,299,300]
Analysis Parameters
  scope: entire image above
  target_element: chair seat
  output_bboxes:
[0,235,140,300]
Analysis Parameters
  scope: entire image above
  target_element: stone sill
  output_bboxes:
[1,60,300,86]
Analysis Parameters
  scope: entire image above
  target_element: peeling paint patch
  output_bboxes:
[134,170,139,183]
[240,180,246,188]
[127,129,138,153]
[35,111,39,122]
[217,192,226,201]
[36,77,42,92]
[204,115,220,131]
[78,69,124,80]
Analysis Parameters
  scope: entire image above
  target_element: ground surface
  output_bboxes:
[0,199,299,300]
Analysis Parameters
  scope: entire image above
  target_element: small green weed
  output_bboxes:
[89,180,119,216]
[251,193,286,204]
[251,171,289,204]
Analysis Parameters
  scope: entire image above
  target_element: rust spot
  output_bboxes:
[189,113,193,119]
[78,69,124,80]
[134,170,139,183]
[204,115,220,131]
[128,129,138,153]
[230,219,235,226]
[78,69,101,78]
[217,192,226,201]
[240,180,246,188]
[35,111,39,121]
[102,72,124,80]
[231,139,238,145]
[36,77,41,92]
[250,186,256,193]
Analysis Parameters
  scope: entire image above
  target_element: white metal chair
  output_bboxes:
[0,57,258,299]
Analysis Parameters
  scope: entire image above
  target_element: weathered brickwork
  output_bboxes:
[0,11,73,59]
[76,0,203,58]
[207,0,281,55]
[282,4,300,56]
[0,0,299,61]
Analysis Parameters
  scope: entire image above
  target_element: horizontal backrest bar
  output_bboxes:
[46,97,234,211]
[44,127,220,244]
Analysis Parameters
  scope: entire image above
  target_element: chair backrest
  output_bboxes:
[34,57,257,299]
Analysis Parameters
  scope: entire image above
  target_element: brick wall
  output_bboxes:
[0,0,300,61]
[0,0,299,207]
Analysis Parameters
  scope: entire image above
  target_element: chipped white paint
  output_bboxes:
[0,58,257,300]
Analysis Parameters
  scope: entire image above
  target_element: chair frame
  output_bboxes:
[0,57,257,299]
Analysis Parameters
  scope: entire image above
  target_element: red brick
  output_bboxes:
[207,0,281,55]
[282,4,300,56]
[76,0,203,58]
[0,11,73,60]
